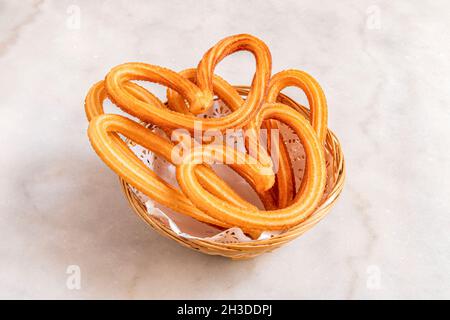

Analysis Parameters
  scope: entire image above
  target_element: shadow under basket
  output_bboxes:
[119,86,346,260]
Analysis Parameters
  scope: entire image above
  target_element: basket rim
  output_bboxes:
[118,85,345,249]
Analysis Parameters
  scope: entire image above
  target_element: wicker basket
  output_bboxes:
[119,86,345,259]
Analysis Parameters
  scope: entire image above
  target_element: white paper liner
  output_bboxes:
[125,100,334,243]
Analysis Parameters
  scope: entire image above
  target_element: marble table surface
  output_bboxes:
[1,0,449,299]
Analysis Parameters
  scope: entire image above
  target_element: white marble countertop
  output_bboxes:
[1,0,449,299]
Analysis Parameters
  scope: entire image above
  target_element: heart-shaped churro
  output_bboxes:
[85,33,330,235]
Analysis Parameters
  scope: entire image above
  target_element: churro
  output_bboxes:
[85,33,330,234]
